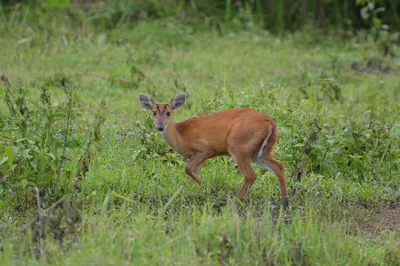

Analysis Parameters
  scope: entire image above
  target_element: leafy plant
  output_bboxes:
[0,83,75,207]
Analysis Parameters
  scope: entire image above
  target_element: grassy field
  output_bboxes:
[1,6,400,265]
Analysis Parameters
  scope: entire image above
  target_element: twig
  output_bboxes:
[57,88,73,180]
[35,187,44,257]
[290,118,321,183]
[20,195,66,234]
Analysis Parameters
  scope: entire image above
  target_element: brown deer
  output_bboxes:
[139,93,288,208]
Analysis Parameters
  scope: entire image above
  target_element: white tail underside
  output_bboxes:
[257,125,272,158]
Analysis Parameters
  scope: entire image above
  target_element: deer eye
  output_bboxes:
[153,112,157,116]
[166,112,171,117]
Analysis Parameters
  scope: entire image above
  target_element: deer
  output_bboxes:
[138,93,289,208]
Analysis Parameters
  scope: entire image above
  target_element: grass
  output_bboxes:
[1,7,400,265]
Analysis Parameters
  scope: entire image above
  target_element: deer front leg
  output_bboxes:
[184,151,213,184]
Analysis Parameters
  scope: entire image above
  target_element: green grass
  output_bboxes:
[1,7,400,265]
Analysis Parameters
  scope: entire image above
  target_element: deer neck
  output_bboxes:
[161,122,183,154]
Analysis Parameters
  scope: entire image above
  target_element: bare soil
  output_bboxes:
[358,203,400,235]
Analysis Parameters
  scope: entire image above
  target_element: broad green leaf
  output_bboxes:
[19,179,28,189]
[9,164,17,171]
[47,0,71,8]
[54,112,66,117]
[22,149,31,159]
[30,159,38,170]
[5,146,15,164]
[0,156,8,166]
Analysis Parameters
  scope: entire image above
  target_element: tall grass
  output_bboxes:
[0,203,399,265]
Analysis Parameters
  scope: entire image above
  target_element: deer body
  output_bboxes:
[162,108,272,157]
[139,94,289,208]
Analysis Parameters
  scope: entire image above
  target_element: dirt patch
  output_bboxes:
[358,203,400,235]
[351,57,391,74]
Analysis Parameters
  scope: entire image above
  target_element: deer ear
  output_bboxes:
[171,93,186,109]
[138,94,153,109]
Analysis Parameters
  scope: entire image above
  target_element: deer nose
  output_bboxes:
[156,125,165,132]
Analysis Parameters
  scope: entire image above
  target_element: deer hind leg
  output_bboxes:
[253,150,289,208]
[185,151,213,184]
[229,149,257,200]
[195,165,202,176]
